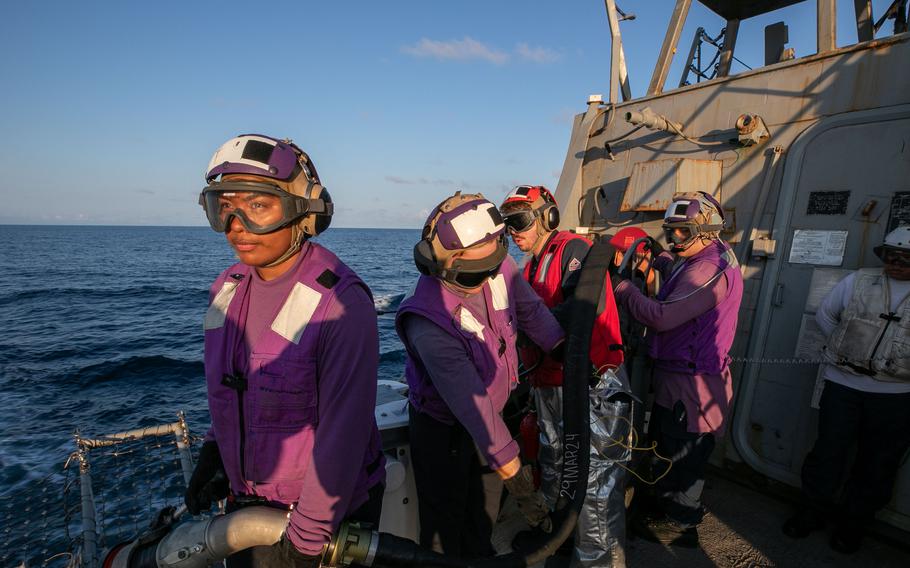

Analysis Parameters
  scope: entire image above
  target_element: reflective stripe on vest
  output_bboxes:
[271,282,323,344]
[205,280,241,330]
[489,273,509,311]
[536,253,553,284]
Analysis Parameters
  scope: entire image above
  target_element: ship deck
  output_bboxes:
[493,472,910,568]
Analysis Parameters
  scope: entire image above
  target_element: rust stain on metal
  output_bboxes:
[621,158,723,212]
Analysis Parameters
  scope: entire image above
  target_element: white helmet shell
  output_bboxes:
[883,226,910,251]
[874,225,910,260]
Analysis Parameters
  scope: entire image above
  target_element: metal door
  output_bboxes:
[733,105,910,530]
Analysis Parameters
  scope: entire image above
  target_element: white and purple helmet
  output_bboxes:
[414,192,508,288]
[205,134,315,183]
[662,191,725,252]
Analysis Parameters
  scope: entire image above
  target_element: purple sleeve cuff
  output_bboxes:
[487,439,520,470]
[614,278,634,297]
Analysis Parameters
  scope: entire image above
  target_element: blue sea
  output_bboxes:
[0,225,421,565]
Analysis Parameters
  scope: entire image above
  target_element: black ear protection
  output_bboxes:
[288,144,333,237]
[538,203,560,232]
[413,238,438,276]
[534,186,560,232]
[308,187,333,236]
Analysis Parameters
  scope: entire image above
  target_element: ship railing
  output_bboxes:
[0,412,201,568]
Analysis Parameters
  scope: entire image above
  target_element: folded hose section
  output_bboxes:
[369,238,612,568]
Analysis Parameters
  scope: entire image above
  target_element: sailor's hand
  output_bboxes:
[611,271,630,293]
[502,464,553,533]
[272,535,323,568]
[184,441,230,515]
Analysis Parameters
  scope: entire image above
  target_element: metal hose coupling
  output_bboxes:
[107,510,380,568]
[322,521,380,567]
[327,527,466,568]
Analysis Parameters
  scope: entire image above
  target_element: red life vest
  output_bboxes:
[521,231,624,387]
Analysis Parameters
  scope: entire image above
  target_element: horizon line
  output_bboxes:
[0,223,421,230]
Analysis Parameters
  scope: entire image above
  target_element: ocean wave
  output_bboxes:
[0,286,208,308]
[374,292,405,314]
[74,355,203,387]
[379,348,407,365]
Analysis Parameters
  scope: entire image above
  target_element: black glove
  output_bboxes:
[612,270,630,292]
[184,441,230,515]
[644,236,664,255]
[271,535,323,568]
[503,465,553,533]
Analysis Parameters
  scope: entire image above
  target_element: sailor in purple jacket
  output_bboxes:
[188,134,385,567]
[612,192,743,548]
[395,193,565,558]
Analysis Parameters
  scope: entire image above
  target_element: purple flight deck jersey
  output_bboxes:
[615,240,743,435]
[203,240,384,555]
[396,256,564,469]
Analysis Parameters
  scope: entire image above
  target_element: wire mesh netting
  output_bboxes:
[0,414,202,568]
[0,467,82,568]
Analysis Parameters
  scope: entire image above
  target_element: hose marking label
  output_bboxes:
[560,434,580,500]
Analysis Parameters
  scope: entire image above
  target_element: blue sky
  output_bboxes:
[0,0,899,228]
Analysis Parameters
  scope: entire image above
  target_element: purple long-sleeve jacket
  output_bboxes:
[203,241,384,555]
[614,240,743,434]
[396,256,564,469]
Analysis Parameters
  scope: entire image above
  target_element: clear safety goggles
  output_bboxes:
[199,181,332,234]
[662,224,694,248]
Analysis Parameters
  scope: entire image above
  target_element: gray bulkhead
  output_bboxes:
[554,15,910,532]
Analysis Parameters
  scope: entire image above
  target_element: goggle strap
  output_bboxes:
[291,198,332,216]
[663,221,724,233]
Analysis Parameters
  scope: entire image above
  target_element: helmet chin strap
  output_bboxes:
[669,231,713,253]
[263,223,305,268]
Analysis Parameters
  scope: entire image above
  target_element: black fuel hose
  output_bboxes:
[366,238,614,568]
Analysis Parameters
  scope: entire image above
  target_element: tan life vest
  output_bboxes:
[824,268,910,382]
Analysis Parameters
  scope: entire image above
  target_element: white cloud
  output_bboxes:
[385,175,464,187]
[401,37,561,66]
[385,175,415,184]
[401,37,510,65]
[515,43,561,64]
